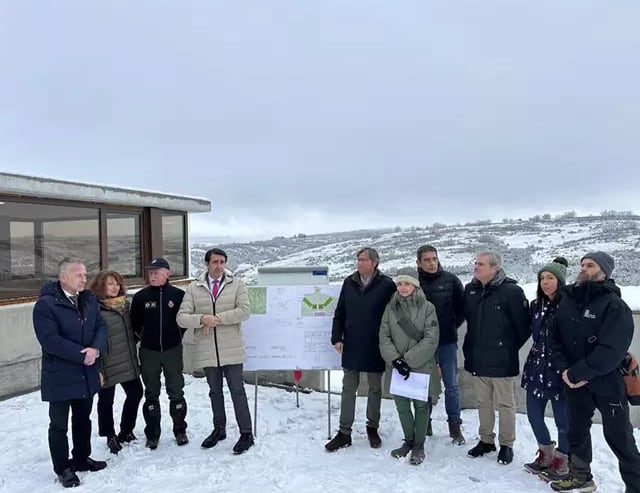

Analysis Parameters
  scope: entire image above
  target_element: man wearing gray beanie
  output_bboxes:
[547,253,640,492]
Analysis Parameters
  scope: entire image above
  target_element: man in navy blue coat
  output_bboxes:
[33,257,108,488]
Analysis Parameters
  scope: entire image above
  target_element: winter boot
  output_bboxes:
[325,432,352,452]
[117,431,137,444]
[497,445,514,465]
[467,440,496,458]
[409,443,425,465]
[524,442,555,474]
[550,477,597,492]
[170,398,188,446]
[232,433,255,454]
[539,450,570,482]
[391,440,413,458]
[448,421,466,445]
[106,435,123,455]
[201,428,226,449]
[142,400,161,445]
[366,426,382,448]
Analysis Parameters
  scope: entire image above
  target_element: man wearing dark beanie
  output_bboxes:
[547,252,640,492]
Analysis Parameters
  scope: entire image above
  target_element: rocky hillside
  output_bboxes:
[190,215,640,286]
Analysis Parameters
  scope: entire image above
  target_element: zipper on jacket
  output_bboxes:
[209,285,222,368]
[159,287,164,352]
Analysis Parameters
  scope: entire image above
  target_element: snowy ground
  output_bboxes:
[1,376,634,493]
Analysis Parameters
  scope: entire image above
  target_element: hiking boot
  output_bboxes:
[201,428,227,449]
[73,457,107,472]
[467,440,496,458]
[325,431,352,452]
[117,431,137,444]
[524,442,555,474]
[366,426,382,448]
[106,435,123,455]
[391,440,413,458]
[145,438,159,450]
[448,421,466,445]
[233,433,255,454]
[550,477,597,492]
[497,445,513,465]
[57,468,80,488]
[409,443,425,465]
[175,433,189,446]
[539,450,570,482]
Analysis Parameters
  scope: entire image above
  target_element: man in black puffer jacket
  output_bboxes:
[547,252,640,493]
[325,247,396,452]
[463,251,529,465]
[416,244,466,444]
[130,258,186,450]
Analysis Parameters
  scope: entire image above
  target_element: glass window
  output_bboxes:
[0,201,99,296]
[162,214,186,276]
[107,213,142,277]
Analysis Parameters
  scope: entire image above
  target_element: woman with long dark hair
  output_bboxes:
[90,271,143,454]
[521,257,570,481]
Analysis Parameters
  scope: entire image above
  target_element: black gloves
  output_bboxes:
[392,358,411,380]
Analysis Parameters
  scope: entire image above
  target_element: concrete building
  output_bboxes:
[0,172,210,398]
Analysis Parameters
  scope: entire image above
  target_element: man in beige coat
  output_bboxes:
[176,248,253,454]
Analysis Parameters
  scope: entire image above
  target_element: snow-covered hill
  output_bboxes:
[191,216,640,286]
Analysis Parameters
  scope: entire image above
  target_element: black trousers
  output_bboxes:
[97,377,144,437]
[567,387,640,492]
[48,398,93,474]
[204,364,252,434]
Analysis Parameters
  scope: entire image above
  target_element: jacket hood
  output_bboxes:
[391,286,427,309]
[469,268,518,288]
[197,269,236,284]
[38,281,96,302]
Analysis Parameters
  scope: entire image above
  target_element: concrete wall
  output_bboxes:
[0,302,40,398]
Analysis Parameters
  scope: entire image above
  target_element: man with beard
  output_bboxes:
[548,252,640,493]
[463,251,530,465]
[325,247,396,451]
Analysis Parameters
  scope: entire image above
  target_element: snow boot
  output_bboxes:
[325,431,352,452]
[170,398,188,446]
[467,440,496,458]
[409,443,425,465]
[117,431,137,444]
[539,449,570,482]
[524,442,555,473]
[366,426,382,448]
[106,435,123,455]
[448,421,466,445]
[550,477,597,492]
[391,440,413,458]
[497,445,514,465]
[142,400,161,445]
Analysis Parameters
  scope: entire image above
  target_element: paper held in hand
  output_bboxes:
[390,368,430,402]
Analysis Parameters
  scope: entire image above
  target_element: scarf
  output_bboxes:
[101,295,127,312]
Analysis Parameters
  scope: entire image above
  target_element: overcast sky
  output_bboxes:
[1,1,639,240]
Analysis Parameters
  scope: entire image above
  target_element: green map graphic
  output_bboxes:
[247,287,267,315]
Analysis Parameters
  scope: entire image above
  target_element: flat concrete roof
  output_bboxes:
[0,172,211,212]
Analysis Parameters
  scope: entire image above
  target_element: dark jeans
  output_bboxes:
[48,398,93,474]
[204,364,252,434]
[97,377,144,437]
[526,390,569,453]
[139,344,185,401]
[438,342,461,423]
[567,387,640,492]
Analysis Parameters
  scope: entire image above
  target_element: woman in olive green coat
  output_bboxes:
[379,268,440,465]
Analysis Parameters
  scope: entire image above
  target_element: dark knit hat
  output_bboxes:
[395,267,420,288]
[581,251,615,279]
[538,257,568,285]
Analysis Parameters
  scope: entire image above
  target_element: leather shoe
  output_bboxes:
[201,428,227,449]
[73,457,107,472]
[57,468,80,488]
